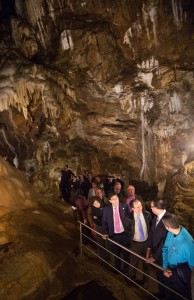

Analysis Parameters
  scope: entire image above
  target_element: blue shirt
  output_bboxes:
[162,226,194,269]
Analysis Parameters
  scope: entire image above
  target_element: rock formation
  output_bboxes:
[0,157,91,299]
[0,0,193,231]
[0,157,153,300]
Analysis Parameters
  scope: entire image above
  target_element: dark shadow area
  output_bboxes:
[0,0,16,23]
[63,280,117,300]
[129,180,158,201]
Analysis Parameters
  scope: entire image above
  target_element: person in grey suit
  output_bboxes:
[146,199,168,299]
[102,193,130,275]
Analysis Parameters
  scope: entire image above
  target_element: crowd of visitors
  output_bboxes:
[59,166,194,300]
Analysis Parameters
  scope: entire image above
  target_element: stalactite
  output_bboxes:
[14,0,24,17]
[136,57,160,89]
[142,3,151,42]
[123,21,142,53]
[171,0,184,29]
[42,96,60,119]
[0,73,63,120]
[140,94,146,182]
[25,0,45,26]
[13,80,43,119]
[169,92,182,113]
[47,0,56,25]
[24,0,51,50]
[149,6,158,46]
[142,2,158,46]
[37,19,48,50]
[0,127,18,168]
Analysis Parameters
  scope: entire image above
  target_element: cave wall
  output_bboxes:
[0,0,194,227]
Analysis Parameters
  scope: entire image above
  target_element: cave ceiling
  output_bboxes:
[0,0,194,204]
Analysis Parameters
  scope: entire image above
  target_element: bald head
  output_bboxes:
[114,182,121,194]
[127,185,135,196]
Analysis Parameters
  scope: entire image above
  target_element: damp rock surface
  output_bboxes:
[0,1,194,231]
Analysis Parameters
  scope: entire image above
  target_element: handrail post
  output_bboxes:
[79,221,83,255]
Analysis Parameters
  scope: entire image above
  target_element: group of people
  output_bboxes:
[59,168,127,203]
[59,167,194,300]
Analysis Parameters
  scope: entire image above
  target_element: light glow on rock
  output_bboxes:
[171,0,184,29]
[61,30,74,51]
[169,92,182,113]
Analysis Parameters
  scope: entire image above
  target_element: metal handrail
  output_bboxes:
[82,232,158,299]
[78,221,190,300]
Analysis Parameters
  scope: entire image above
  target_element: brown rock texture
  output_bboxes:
[0,0,193,229]
[0,157,91,299]
[0,157,153,300]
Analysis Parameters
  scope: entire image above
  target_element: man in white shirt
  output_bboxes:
[128,199,152,287]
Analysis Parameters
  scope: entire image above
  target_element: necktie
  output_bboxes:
[137,214,144,241]
[156,216,160,227]
[114,207,121,232]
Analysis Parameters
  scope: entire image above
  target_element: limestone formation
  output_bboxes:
[0,157,151,300]
[0,0,193,229]
[0,157,91,299]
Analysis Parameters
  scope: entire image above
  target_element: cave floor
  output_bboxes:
[61,203,158,300]
[74,241,158,300]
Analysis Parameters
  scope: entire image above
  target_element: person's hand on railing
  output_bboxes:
[146,248,155,263]
[163,268,172,277]
[83,218,88,225]
[102,234,109,240]
[146,256,155,263]
[146,248,152,258]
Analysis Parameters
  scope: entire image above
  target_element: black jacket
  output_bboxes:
[102,203,130,237]
[128,210,152,242]
[147,212,168,264]
[91,206,103,226]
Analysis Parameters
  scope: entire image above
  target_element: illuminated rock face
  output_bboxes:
[0,0,194,220]
[0,157,90,300]
[164,160,194,236]
[0,157,39,209]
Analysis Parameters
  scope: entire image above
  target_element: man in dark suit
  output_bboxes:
[128,199,152,288]
[102,193,130,275]
[59,165,74,202]
[146,199,168,299]
[108,181,126,203]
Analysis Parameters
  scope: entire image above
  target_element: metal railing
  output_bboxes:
[79,221,190,300]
